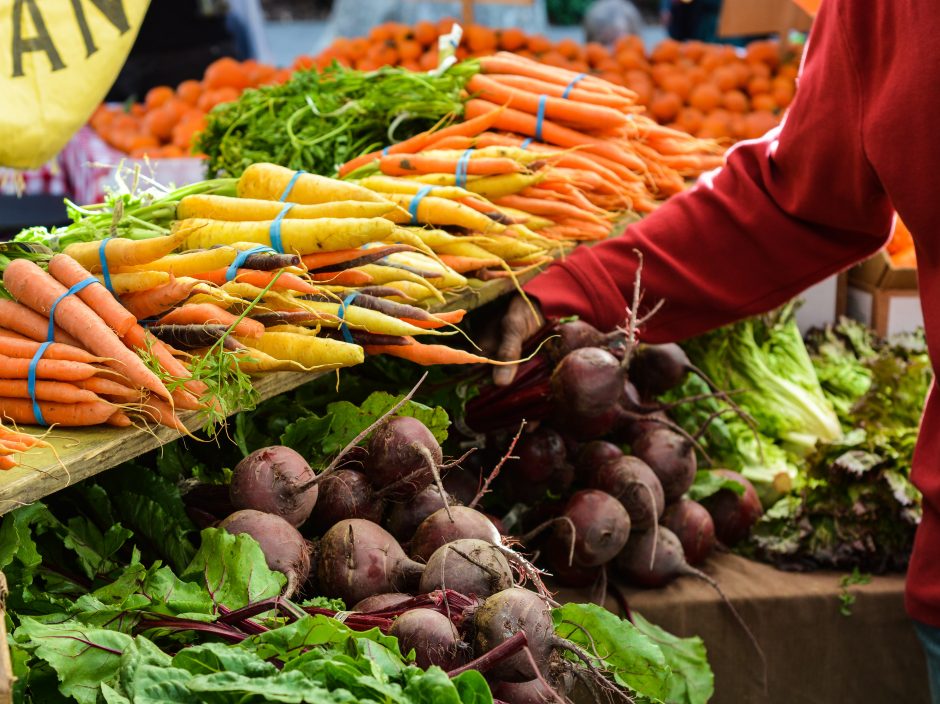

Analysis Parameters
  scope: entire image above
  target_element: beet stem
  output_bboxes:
[620,410,714,465]
[552,635,634,704]
[415,442,453,522]
[469,420,526,510]
[520,645,568,704]
[304,371,429,491]
[446,630,528,677]
[520,517,577,568]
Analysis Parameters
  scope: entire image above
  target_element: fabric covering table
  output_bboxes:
[562,553,928,703]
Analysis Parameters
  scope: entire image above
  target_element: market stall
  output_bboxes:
[0,6,930,703]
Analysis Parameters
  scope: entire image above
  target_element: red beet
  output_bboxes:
[575,440,623,479]
[700,469,763,547]
[229,446,318,527]
[389,608,466,670]
[553,489,630,567]
[513,427,569,484]
[384,485,452,542]
[632,428,696,502]
[629,343,693,397]
[352,592,413,612]
[473,588,554,682]
[367,416,444,499]
[304,469,383,535]
[317,519,424,605]
[410,506,501,563]
[219,509,311,596]
[418,538,513,597]
[661,499,716,566]
[589,456,664,529]
[551,347,624,426]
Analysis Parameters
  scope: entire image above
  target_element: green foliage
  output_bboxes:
[838,568,872,616]
[631,612,714,704]
[197,62,478,179]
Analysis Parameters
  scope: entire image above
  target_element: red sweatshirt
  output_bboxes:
[526,0,940,625]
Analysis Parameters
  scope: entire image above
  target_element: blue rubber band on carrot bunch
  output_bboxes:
[278,170,307,202]
[268,203,295,253]
[409,186,433,225]
[534,95,548,143]
[225,245,276,282]
[28,276,98,425]
[562,73,585,99]
[336,292,359,344]
[455,148,474,189]
[98,237,115,294]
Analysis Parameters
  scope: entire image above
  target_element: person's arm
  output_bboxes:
[525,0,892,344]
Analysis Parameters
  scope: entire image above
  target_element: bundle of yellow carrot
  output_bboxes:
[339,52,726,238]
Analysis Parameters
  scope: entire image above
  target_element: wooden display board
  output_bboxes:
[718,0,812,38]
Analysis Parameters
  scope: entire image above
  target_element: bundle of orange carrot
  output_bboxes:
[340,52,726,237]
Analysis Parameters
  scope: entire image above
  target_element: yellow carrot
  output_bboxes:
[238,163,388,204]
[382,194,504,232]
[178,194,404,221]
[381,252,468,289]
[463,172,546,199]
[63,233,185,271]
[235,331,364,370]
[95,271,171,294]
[358,175,476,200]
[356,264,445,302]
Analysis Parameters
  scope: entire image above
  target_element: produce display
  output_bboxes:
[3,388,714,704]
[314,23,801,140]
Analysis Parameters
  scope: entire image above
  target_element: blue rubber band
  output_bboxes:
[562,73,586,99]
[278,170,307,202]
[27,341,53,426]
[520,137,533,149]
[409,185,433,225]
[337,292,359,344]
[46,277,97,342]
[534,95,548,143]
[381,146,390,156]
[269,203,295,253]
[454,148,474,189]
[226,245,277,282]
[98,237,115,294]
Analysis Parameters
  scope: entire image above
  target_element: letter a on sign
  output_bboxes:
[0,0,150,169]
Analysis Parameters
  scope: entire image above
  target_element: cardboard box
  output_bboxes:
[846,282,923,338]
[850,249,918,290]
[718,0,812,37]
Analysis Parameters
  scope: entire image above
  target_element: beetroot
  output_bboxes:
[548,320,606,361]
[367,416,443,499]
[317,519,424,605]
[418,538,513,597]
[545,542,602,588]
[219,509,311,596]
[443,467,480,506]
[700,469,763,547]
[385,485,452,542]
[589,456,664,530]
[352,592,413,612]
[493,677,562,704]
[661,499,716,566]
[575,440,623,480]
[629,343,693,398]
[229,446,318,527]
[614,526,692,589]
[551,347,622,417]
[473,588,554,682]
[410,506,501,563]
[304,469,383,535]
[389,608,465,670]
[513,427,569,484]
[632,428,696,502]
[554,489,630,568]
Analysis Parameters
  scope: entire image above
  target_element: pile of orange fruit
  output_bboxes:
[89,57,295,158]
[313,22,802,142]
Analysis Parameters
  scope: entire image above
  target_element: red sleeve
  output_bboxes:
[525,0,894,343]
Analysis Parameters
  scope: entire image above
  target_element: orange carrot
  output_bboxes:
[494,194,604,222]
[0,337,105,364]
[481,53,635,99]
[364,339,499,365]
[0,299,82,346]
[120,277,202,320]
[337,108,503,177]
[300,249,368,269]
[0,329,31,341]
[399,308,467,329]
[0,397,117,426]
[156,304,264,339]
[3,260,172,402]
[423,135,476,152]
[122,324,208,397]
[189,268,317,294]
[107,410,133,427]
[171,387,203,411]
[485,73,633,110]
[0,455,15,470]
[47,254,137,337]
[76,377,142,401]
[136,396,188,432]
[0,379,100,404]
[467,74,627,130]
[0,353,105,382]
[378,153,523,177]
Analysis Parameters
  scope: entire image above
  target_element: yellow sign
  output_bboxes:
[0,0,150,169]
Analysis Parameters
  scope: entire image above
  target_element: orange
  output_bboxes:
[144,85,174,111]
[600,71,625,87]
[750,93,778,112]
[418,50,439,71]
[129,134,159,152]
[614,34,644,55]
[616,49,648,71]
[660,72,692,101]
[160,144,185,158]
[414,20,438,47]
[499,27,526,52]
[172,114,206,150]
[749,62,772,79]
[584,42,609,68]
[142,105,178,142]
[741,110,779,139]
[175,80,202,107]
[203,57,250,90]
[292,54,316,70]
[347,38,370,61]
[651,38,681,63]
[697,110,732,139]
[713,66,739,91]
[650,91,682,122]
[398,39,422,61]
[436,16,459,34]
[624,72,654,104]
[527,34,551,54]
[540,50,569,69]
[556,38,581,60]
[196,87,239,113]
[676,106,704,134]
[466,25,497,54]
[689,83,722,113]
[722,89,749,113]
[681,40,708,62]
[746,40,781,69]
[747,75,772,96]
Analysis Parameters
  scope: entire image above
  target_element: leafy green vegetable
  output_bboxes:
[687,470,745,502]
[198,62,479,178]
[631,612,714,704]
[837,568,872,616]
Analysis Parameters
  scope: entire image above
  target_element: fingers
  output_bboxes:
[493,328,524,386]
[492,296,542,387]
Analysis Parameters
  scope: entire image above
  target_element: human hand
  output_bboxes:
[491,295,544,387]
